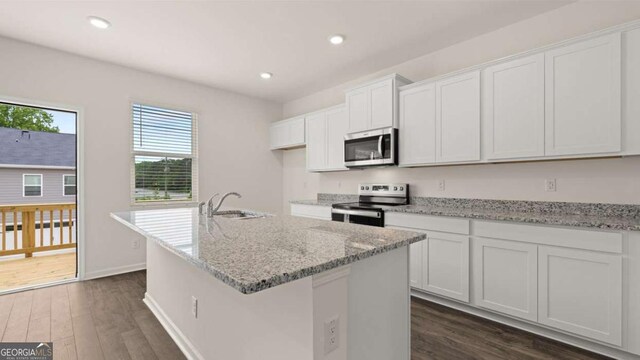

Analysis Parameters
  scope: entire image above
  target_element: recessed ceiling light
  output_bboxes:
[87,16,111,29]
[260,72,273,79]
[328,34,345,45]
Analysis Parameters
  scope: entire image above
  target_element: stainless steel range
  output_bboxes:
[331,183,409,227]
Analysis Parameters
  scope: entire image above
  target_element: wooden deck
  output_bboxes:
[0,252,76,291]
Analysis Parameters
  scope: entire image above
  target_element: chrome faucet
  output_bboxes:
[204,193,220,217]
[209,192,242,216]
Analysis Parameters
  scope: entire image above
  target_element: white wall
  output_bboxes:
[0,36,283,278]
[282,1,640,209]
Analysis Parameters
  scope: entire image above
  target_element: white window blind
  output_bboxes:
[63,174,76,196]
[23,174,42,197]
[131,103,197,203]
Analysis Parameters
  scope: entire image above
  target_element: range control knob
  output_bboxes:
[360,186,364,190]
[365,186,370,190]
[393,186,398,191]
[400,186,404,191]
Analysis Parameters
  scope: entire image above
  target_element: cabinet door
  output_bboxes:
[288,117,305,146]
[369,79,394,130]
[538,246,622,346]
[545,33,621,156]
[325,107,348,170]
[305,113,327,171]
[346,88,369,133]
[409,241,423,289]
[436,71,480,163]
[269,122,288,149]
[423,232,469,302]
[484,54,545,159]
[399,84,436,166]
[473,238,538,322]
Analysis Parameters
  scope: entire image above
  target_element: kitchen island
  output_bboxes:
[111,208,425,360]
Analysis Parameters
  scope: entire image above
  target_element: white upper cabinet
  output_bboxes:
[346,88,369,133]
[346,74,411,133]
[398,83,436,166]
[325,106,349,170]
[305,112,327,171]
[483,54,545,159]
[435,70,481,163]
[370,79,394,130]
[306,105,348,172]
[545,33,621,156]
[269,116,305,150]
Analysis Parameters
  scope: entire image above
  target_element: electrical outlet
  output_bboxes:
[438,180,445,191]
[191,296,198,319]
[324,316,339,354]
[545,179,557,192]
[132,239,140,249]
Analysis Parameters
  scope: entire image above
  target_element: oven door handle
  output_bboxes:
[332,208,381,218]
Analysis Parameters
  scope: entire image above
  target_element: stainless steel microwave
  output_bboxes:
[344,127,397,168]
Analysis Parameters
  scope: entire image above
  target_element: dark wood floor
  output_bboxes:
[411,297,611,360]
[0,271,610,360]
[0,271,185,360]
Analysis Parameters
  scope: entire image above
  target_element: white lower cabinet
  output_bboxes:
[386,215,470,303]
[289,204,331,221]
[473,237,538,322]
[389,211,633,355]
[422,232,469,302]
[409,241,423,288]
[538,246,622,346]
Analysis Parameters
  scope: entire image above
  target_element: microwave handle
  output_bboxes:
[378,135,384,156]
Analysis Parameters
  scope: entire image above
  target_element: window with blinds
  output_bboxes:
[131,103,197,204]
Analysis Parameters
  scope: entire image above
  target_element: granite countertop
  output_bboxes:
[111,208,425,294]
[289,199,341,206]
[291,194,640,231]
[388,205,640,231]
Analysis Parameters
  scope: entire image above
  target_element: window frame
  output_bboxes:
[62,174,76,197]
[23,173,43,197]
[130,102,198,206]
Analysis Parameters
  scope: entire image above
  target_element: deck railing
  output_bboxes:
[0,203,76,258]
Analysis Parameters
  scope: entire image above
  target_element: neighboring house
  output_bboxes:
[0,127,76,205]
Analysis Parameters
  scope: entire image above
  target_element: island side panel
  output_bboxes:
[347,246,410,360]
[145,240,315,360]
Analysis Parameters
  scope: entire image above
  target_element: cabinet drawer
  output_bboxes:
[473,221,622,253]
[385,212,469,235]
[290,204,331,220]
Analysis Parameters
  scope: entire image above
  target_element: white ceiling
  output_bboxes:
[0,1,573,103]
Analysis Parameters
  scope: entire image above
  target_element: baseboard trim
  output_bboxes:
[143,293,203,360]
[83,262,146,280]
[411,290,640,360]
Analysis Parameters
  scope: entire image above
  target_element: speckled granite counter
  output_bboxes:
[290,193,358,206]
[291,194,640,231]
[111,208,425,294]
[389,198,640,231]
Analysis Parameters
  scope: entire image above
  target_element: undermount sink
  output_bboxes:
[212,210,266,220]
